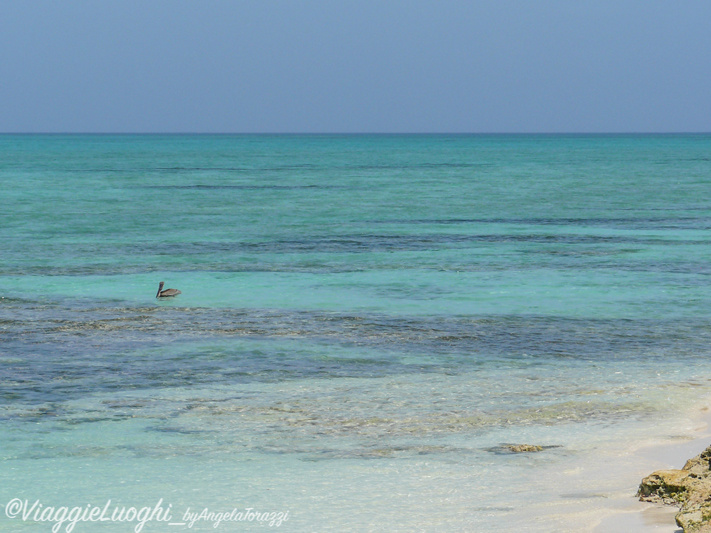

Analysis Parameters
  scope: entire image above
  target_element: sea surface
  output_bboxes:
[1,134,710,532]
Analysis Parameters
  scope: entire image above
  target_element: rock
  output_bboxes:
[505,444,543,453]
[638,444,711,532]
[486,443,546,454]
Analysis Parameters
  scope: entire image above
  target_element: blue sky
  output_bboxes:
[1,0,709,133]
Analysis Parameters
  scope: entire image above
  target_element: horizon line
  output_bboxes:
[1,131,710,136]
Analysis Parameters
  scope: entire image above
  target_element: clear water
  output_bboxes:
[1,134,711,532]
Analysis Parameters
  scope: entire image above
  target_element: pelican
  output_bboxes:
[156,281,181,298]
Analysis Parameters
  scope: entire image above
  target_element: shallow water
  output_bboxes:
[1,134,711,531]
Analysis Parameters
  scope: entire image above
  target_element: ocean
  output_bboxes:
[1,133,710,532]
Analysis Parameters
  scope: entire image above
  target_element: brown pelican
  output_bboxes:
[156,281,181,298]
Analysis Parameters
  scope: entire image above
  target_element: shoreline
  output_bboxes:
[592,399,711,532]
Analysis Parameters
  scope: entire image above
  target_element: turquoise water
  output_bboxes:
[1,134,711,532]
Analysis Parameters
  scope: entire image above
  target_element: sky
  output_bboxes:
[1,0,710,133]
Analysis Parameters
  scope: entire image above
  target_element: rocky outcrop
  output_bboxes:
[638,445,711,532]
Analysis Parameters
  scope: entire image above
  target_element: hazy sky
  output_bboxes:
[1,0,709,133]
